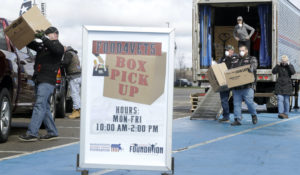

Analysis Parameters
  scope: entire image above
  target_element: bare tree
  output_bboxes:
[177,53,186,79]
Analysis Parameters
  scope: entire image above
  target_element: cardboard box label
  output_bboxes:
[225,65,255,88]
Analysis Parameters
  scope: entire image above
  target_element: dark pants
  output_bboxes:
[219,90,230,119]
[238,40,250,52]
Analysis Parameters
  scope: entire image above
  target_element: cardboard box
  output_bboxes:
[207,63,228,92]
[225,65,255,88]
[4,5,51,50]
[103,53,166,105]
[214,26,239,61]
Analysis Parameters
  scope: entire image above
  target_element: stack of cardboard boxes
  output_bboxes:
[207,63,255,92]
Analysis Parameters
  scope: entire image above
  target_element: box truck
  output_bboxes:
[192,0,300,112]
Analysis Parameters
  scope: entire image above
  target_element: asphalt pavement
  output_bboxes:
[0,87,201,160]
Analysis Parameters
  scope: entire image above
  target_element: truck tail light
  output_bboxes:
[258,76,263,80]
[264,76,269,80]
[56,68,61,84]
[201,75,205,80]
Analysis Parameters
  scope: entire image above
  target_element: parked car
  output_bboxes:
[174,79,192,87]
[0,17,57,142]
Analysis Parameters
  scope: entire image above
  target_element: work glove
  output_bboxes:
[35,30,45,39]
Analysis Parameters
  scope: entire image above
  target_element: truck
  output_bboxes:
[192,0,300,112]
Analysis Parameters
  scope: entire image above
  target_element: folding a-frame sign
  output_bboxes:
[80,26,175,172]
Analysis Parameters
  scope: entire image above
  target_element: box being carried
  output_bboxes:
[225,65,255,88]
[207,63,228,92]
[4,6,51,50]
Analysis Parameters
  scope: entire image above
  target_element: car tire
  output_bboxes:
[56,87,66,118]
[66,98,73,113]
[41,91,56,129]
[0,88,12,143]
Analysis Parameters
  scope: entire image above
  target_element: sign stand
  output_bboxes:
[161,157,175,175]
[76,154,174,175]
[76,154,89,175]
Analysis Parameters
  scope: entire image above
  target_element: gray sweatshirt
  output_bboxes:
[233,23,255,41]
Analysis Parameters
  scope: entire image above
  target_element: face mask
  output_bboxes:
[240,51,245,57]
[225,51,230,56]
[239,24,242,27]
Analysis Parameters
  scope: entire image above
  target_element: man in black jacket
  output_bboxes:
[19,27,64,141]
[272,55,295,119]
[230,45,258,126]
[218,45,237,122]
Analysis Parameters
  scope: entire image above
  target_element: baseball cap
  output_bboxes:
[45,26,59,35]
[225,45,234,51]
[237,16,243,21]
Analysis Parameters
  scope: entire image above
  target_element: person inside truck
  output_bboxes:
[19,27,64,141]
[233,16,255,52]
[230,45,258,126]
[251,26,261,59]
[218,45,238,123]
[272,55,295,119]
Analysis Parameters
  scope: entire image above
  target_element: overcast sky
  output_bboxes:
[0,0,193,67]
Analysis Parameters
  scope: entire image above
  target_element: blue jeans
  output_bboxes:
[219,90,230,119]
[277,94,290,115]
[233,88,257,121]
[70,77,81,110]
[27,83,58,137]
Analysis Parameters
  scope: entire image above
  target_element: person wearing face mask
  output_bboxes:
[233,16,255,52]
[272,55,295,119]
[217,45,238,122]
[230,45,258,126]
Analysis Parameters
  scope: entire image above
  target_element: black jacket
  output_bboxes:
[218,54,238,69]
[28,38,64,85]
[230,55,258,90]
[272,63,295,95]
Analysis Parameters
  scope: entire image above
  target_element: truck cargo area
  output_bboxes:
[198,2,272,69]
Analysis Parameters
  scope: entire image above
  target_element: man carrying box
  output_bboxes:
[19,27,64,141]
[218,45,238,122]
[230,45,258,126]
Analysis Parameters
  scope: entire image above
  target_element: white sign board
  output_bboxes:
[80,26,175,171]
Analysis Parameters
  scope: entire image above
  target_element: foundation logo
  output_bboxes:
[90,143,110,152]
[129,143,164,154]
[111,144,123,152]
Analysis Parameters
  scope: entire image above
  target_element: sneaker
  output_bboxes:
[68,109,80,119]
[218,118,230,123]
[280,113,288,119]
[40,134,58,141]
[251,115,258,124]
[283,114,289,119]
[231,119,241,126]
[19,134,38,142]
[278,113,288,119]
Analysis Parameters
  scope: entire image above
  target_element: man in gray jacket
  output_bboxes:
[233,16,255,51]
[63,46,81,119]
